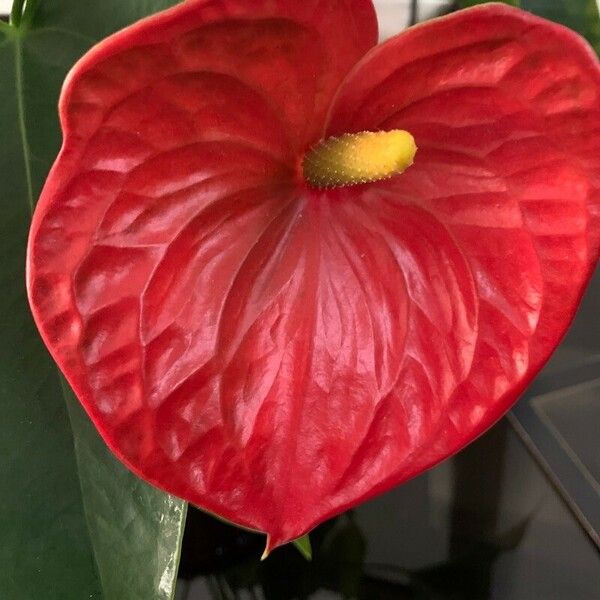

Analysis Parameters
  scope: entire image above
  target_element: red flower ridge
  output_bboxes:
[27,0,600,549]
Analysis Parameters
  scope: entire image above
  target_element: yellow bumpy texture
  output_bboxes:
[303,130,417,189]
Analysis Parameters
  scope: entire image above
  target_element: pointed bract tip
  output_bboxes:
[261,536,272,561]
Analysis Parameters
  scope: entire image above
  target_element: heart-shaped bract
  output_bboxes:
[27,0,600,550]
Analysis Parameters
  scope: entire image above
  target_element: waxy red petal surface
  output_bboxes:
[327,4,600,488]
[28,1,600,548]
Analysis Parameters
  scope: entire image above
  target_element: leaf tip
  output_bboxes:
[292,534,312,561]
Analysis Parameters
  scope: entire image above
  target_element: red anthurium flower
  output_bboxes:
[27,0,600,551]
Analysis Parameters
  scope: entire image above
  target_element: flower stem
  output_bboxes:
[10,0,25,27]
[9,0,40,29]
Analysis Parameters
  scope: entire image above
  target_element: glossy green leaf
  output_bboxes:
[0,2,186,599]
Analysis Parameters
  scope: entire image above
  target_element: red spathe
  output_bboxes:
[27,1,600,550]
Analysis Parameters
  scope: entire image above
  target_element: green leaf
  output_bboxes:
[459,0,521,7]
[0,1,186,599]
[292,534,313,561]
